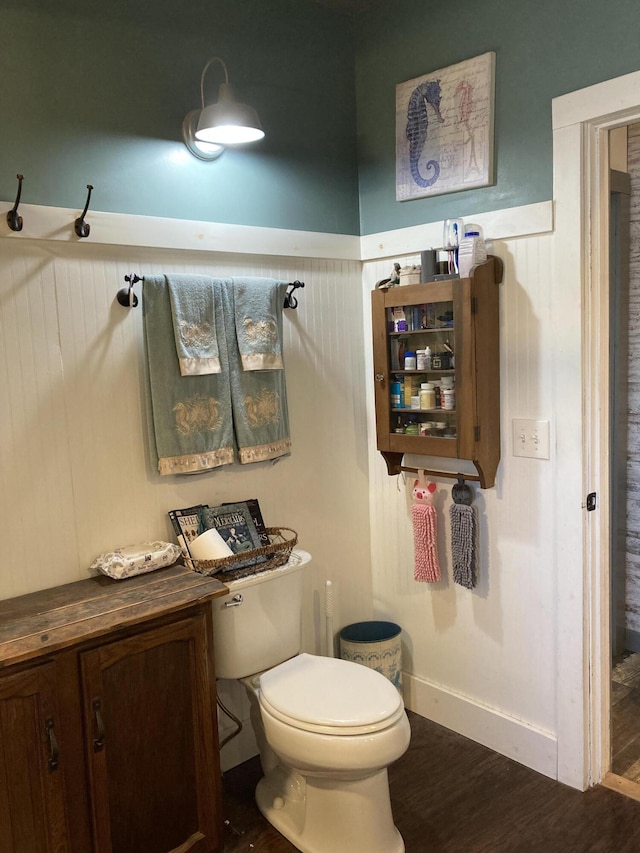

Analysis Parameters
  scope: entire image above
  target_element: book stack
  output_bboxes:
[168,498,270,572]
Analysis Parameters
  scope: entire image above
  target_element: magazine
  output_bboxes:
[223,498,269,546]
[200,502,266,569]
[168,504,206,557]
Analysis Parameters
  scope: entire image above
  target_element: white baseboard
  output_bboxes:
[217,670,558,779]
[403,672,558,780]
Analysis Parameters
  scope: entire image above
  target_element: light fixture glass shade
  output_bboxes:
[195,82,264,145]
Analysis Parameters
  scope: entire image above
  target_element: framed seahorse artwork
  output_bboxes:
[395,52,495,201]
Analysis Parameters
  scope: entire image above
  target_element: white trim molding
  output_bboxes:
[359,201,553,261]
[0,201,361,261]
[404,672,558,780]
[553,69,640,131]
[552,68,640,791]
[1,198,552,262]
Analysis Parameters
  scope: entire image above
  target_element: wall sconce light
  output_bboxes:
[182,112,225,161]
[182,56,265,160]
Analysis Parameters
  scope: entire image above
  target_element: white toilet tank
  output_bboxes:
[211,549,312,679]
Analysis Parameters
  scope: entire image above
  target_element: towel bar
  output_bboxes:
[116,274,304,309]
[400,466,481,483]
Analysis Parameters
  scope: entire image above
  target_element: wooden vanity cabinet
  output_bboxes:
[0,565,228,853]
[0,662,70,852]
[371,255,502,488]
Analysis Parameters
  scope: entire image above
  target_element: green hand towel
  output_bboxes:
[167,273,221,376]
[143,276,234,475]
[222,279,291,464]
[231,277,288,370]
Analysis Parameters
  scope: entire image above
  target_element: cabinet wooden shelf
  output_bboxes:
[0,565,228,853]
[372,255,502,488]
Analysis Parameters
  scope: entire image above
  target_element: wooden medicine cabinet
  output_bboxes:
[371,255,502,488]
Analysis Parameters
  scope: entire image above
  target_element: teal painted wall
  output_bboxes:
[355,0,640,235]
[5,0,640,239]
[0,0,360,235]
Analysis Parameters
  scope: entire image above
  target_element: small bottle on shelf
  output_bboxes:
[420,382,435,409]
[458,227,487,278]
[404,351,417,370]
[442,387,456,410]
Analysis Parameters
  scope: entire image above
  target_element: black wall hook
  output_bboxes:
[452,475,473,506]
[284,280,304,309]
[74,184,94,238]
[7,174,24,232]
[117,273,141,308]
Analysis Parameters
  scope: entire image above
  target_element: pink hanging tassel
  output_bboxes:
[412,481,441,582]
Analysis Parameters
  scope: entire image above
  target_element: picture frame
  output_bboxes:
[395,52,495,201]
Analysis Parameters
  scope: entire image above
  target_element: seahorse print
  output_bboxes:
[174,394,222,436]
[243,317,278,346]
[406,79,445,188]
[244,389,281,429]
[455,79,480,176]
[177,319,213,349]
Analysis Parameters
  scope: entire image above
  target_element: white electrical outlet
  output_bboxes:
[512,418,550,459]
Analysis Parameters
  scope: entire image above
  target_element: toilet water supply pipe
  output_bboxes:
[325,580,335,657]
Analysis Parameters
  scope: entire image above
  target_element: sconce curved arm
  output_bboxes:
[200,57,229,108]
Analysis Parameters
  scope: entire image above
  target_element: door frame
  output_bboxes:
[553,70,640,789]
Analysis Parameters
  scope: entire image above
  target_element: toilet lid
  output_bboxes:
[258,653,403,734]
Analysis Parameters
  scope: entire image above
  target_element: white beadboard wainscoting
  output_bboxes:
[363,234,560,781]
[0,240,373,771]
[1,200,573,779]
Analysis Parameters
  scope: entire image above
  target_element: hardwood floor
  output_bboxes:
[222,710,640,852]
[612,651,640,781]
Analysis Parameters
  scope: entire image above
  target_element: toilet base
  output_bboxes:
[256,763,404,853]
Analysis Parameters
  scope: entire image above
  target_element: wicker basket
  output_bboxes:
[186,527,298,582]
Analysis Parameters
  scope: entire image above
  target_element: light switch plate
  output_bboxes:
[512,418,550,459]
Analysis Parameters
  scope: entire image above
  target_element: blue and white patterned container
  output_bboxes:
[339,621,403,695]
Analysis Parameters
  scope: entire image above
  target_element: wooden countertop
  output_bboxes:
[0,564,228,669]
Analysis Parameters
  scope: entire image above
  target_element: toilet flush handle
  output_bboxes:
[224,594,243,608]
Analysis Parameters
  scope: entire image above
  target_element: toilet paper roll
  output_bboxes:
[189,528,233,561]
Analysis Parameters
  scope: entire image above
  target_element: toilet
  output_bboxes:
[211,549,411,853]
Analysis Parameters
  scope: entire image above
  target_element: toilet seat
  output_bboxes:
[258,653,404,736]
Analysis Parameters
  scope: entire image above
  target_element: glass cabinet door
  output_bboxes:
[387,294,457,441]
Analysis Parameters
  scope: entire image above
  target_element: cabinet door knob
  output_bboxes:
[375,373,385,382]
[92,698,106,752]
[45,717,60,772]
